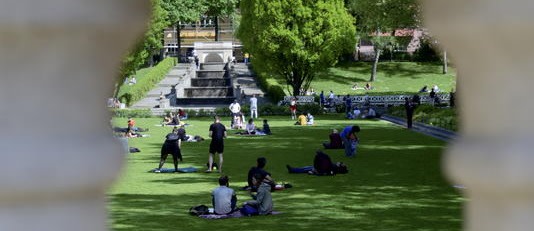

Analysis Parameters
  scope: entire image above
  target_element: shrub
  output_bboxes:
[110,109,153,118]
[118,57,176,106]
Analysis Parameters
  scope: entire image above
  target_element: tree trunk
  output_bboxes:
[442,50,448,74]
[370,49,381,82]
[214,16,219,41]
[176,22,181,57]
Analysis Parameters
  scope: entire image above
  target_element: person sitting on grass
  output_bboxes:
[155,128,182,173]
[245,118,256,135]
[260,119,272,135]
[306,112,315,125]
[246,157,275,192]
[243,173,273,215]
[323,129,343,149]
[295,112,307,125]
[286,150,348,175]
[212,175,237,215]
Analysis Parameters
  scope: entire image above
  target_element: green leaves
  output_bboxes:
[238,0,356,96]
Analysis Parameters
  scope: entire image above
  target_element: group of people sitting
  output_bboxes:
[295,112,314,126]
[351,82,373,91]
[163,109,188,126]
[211,157,276,216]
[236,118,272,135]
[347,107,378,119]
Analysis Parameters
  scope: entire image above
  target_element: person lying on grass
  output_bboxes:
[286,150,348,175]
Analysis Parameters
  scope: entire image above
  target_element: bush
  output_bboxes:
[110,109,153,118]
[118,57,176,106]
[386,104,458,131]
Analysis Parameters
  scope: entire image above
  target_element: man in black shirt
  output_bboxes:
[247,157,274,191]
[208,116,227,173]
[155,129,182,172]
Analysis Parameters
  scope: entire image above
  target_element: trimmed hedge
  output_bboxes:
[118,57,176,106]
[110,109,153,118]
[387,104,458,131]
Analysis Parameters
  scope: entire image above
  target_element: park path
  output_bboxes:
[380,114,456,142]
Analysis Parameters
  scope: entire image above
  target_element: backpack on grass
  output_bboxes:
[189,204,209,216]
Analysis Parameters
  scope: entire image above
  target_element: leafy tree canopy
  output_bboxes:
[238,0,356,96]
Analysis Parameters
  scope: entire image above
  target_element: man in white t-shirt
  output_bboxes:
[212,176,237,214]
[229,100,241,116]
[249,94,258,119]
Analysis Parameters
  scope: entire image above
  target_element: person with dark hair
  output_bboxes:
[212,176,237,215]
[429,88,436,106]
[405,97,416,129]
[155,128,182,172]
[244,172,273,215]
[286,150,348,175]
[261,119,272,135]
[207,116,227,173]
[247,157,274,191]
[323,129,343,149]
[340,125,360,157]
[344,94,352,116]
[245,118,256,135]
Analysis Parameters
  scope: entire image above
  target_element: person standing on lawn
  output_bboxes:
[207,116,227,173]
[340,125,360,157]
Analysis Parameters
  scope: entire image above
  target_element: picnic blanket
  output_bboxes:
[198,210,282,219]
[149,167,198,173]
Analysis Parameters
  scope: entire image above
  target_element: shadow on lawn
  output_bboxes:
[111,118,461,231]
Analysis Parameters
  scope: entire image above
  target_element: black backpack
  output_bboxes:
[189,204,209,215]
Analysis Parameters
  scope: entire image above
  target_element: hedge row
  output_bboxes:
[111,103,324,118]
[387,104,458,131]
[118,57,176,106]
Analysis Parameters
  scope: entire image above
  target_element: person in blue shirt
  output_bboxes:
[340,125,360,157]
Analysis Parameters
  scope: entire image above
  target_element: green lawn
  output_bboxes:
[269,62,456,96]
[109,115,463,231]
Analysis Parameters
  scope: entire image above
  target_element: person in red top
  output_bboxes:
[289,98,297,120]
[323,129,343,149]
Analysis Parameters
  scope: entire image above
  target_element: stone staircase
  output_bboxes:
[175,62,236,105]
[130,63,193,109]
[130,61,268,114]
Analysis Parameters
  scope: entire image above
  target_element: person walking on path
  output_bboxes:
[340,125,360,157]
[405,97,416,129]
[207,116,227,173]
[250,94,258,119]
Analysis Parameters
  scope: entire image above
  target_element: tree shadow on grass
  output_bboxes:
[111,118,462,231]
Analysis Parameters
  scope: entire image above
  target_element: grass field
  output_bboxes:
[109,115,463,231]
[267,62,456,96]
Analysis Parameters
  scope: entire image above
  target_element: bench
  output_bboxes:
[278,94,451,109]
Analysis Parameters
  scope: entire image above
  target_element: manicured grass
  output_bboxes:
[109,115,462,231]
[269,62,456,96]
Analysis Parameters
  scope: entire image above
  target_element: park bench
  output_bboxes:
[278,94,451,112]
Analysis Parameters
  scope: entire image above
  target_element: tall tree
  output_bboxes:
[238,0,356,96]
[116,0,168,96]
[204,0,238,41]
[346,0,420,82]
[161,0,206,53]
